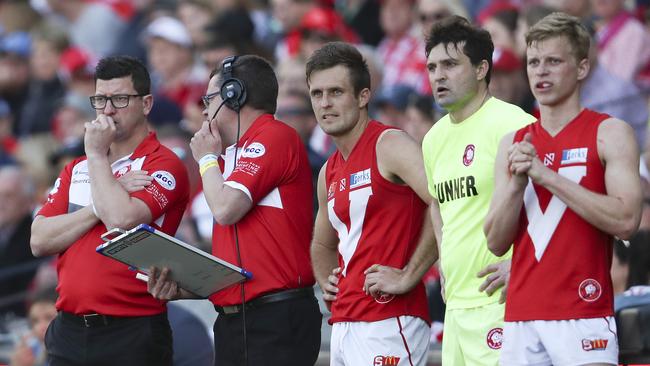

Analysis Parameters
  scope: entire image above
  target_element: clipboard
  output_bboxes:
[96,224,252,298]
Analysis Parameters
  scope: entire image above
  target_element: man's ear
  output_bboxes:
[576,58,590,81]
[476,59,490,82]
[358,88,371,109]
[142,94,154,116]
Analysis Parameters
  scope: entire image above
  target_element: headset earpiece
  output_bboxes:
[220,56,247,112]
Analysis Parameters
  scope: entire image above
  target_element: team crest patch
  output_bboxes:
[242,142,265,158]
[373,355,401,365]
[582,338,608,351]
[152,171,176,190]
[486,327,503,349]
[463,144,475,166]
[374,292,395,304]
[327,182,336,199]
[578,279,602,302]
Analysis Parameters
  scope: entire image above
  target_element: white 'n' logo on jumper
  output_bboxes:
[524,166,586,261]
[328,186,373,276]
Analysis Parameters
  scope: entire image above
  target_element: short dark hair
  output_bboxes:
[305,41,371,95]
[425,16,494,84]
[94,55,151,95]
[211,55,278,114]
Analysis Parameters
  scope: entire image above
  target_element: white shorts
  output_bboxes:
[500,317,618,366]
[330,316,430,366]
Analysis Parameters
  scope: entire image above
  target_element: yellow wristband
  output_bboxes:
[200,161,219,176]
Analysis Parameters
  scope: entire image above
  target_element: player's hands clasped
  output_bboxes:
[190,120,222,163]
[508,132,548,185]
[84,114,116,158]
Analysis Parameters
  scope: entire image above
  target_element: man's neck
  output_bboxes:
[538,93,583,136]
[449,87,490,124]
[332,115,370,160]
[224,109,265,148]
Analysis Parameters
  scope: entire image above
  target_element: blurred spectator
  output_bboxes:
[478,1,520,52]
[582,31,649,148]
[145,16,208,111]
[295,6,359,59]
[16,23,68,137]
[0,165,38,318]
[271,0,317,60]
[404,94,437,143]
[514,4,556,57]
[372,84,419,128]
[417,0,468,37]
[0,99,17,165]
[110,0,160,63]
[377,0,431,94]
[489,46,534,112]
[544,0,591,19]
[201,6,269,70]
[335,0,384,46]
[0,32,31,126]
[58,46,97,97]
[177,0,216,49]
[591,0,650,83]
[276,56,309,96]
[8,287,57,366]
[51,92,95,146]
[0,1,41,34]
[45,0,127,57]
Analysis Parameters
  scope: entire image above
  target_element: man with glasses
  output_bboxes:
[31,55,189,366]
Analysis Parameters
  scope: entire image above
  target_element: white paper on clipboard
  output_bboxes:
[96,224,251,298]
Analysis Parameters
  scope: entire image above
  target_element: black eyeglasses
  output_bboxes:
[201,91,220,109]
[89,94,146,110]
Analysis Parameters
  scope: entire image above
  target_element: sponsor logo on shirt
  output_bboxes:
[486,327,503,349]
[349,168,371,189]
[544,153,555,166]
[578,278,602,302]
[582,338,608,351]
[561,147,588,165]
[152,171,176,190]
[339,178,346,192]
[463,144,475,166]
[373,355,401,365]
[241,142,265,158]
[145,184,169,209]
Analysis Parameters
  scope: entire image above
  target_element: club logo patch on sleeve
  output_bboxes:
[152,171,176,190]
[241,142,265,158]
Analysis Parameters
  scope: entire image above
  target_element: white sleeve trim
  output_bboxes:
[224,181,252,201]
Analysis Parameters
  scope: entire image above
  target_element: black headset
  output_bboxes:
[220,55,247,112]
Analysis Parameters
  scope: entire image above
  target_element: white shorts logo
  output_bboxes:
[242,142,265,158]
[152,171,176,190]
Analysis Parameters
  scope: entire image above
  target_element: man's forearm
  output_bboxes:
[31,207,100,256]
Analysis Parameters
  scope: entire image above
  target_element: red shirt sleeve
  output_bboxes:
[225,127,300,205]
[37,159,76,217]
[130,152,190,221]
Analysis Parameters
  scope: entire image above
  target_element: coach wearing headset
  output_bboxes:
[148,55,322,366]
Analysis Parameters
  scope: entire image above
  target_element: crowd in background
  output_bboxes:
[1,0,650,364]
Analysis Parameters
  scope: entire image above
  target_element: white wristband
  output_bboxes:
[198,153,219,166]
